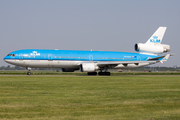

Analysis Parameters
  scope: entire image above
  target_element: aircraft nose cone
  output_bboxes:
[4,58,7,62]
[3,58,12,64]
[3,56,9,63]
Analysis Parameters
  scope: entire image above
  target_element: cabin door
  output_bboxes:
[48,54,53,67]
[19,54,23,60]
[48,54,52,61]
[137,56,141,61]
[89,55,93,61]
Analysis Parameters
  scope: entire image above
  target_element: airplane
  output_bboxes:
[4,27,172,75]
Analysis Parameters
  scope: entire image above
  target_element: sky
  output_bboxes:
[0,0,180,67]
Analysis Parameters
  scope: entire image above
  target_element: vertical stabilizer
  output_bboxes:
[145,27,167,44]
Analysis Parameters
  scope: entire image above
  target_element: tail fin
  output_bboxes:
[145,27,167,44]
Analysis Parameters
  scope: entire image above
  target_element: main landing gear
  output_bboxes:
[98,72,110,76]
[87,72,97,75]
[26,67,31,75]
[87,71,111,76]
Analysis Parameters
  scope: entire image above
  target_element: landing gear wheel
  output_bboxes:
[87,72,97,75]
[27,72,31,75]
[98,72,111,76]
[106,72,111,76]
[98,72,103,75]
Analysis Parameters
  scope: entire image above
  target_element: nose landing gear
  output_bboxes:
[26,67,31,75]
[27,71,31,75]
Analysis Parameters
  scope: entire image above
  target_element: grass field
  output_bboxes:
[0,76,180,120]
[0,70,180,75]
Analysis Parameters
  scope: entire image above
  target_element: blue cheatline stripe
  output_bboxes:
[4,58,147,62]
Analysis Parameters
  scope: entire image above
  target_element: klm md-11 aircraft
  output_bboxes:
[4,27,172,75]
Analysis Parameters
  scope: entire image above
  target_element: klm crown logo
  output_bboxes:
[162,58,167,61]
[150,36,161,43]
[30,51,40,56]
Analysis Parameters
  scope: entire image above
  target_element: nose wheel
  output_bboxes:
[27,72,31,75]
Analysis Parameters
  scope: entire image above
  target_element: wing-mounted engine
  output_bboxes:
[62,68,79,72]
[80,63,99,72]
[135,43,170,54]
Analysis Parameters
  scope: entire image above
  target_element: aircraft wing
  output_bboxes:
[96,54,172,67]
[97,61,157,67]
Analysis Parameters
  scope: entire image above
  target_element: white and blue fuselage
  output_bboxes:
[4,49,160,69]
[3,27,172,75]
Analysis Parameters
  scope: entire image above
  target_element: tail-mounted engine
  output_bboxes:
[135,43,170,54]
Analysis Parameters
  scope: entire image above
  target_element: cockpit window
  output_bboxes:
[7,54,15,57]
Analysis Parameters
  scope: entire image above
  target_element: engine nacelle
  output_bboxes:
[62,68,79,72]
[135,43,170,54]
[80,63,99,72]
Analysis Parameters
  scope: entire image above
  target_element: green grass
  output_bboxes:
[0,76,180,120]
[0,70,180,75]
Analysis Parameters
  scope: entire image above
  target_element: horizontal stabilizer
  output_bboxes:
[147,54,172,61]
[161,54,170,62]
